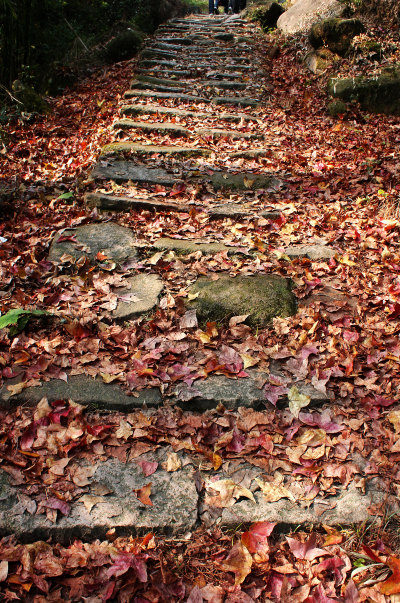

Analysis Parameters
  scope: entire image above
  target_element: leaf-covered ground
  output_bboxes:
[1,9,400,602]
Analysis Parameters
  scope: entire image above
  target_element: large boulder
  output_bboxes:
[103,28,143,63]
[250,2,285,31]
[304,48,340,74]
[309,18,365,56]
[328,67,400,115]
[277,0,346,35]
[188,274,296,328]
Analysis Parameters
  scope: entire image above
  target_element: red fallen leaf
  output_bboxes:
[362,545,385,563]
[322,526,343,546]
[136,460,158,477]
[373,395,396,407]
[169,182,186,197]
[87,424,114,436]
[388,302,400,319]
[20,424,36,451]
[43,497,71,516]
[63,320,91,341]
[380,556,400,595]
[305,583,338,603]
[242,521,276,563]
[287,533,329,561]
[96,251,108,261]
[56,235,79,243]
[134,483,153,506]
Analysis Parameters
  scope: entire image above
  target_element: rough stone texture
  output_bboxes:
[230,149,271,159]
[124,90,209,103]
[103,29,143,63]
[304,48,340,74]
[85,192,188,213]
[171,368,330,412]
[139,59,178,69]
[137,74,186,87]
[114,119,189,136]
[277,0,345,35]
[214,32,235,41]
[250,2,285,31]
[285,244,335,260]
[212,96,258,107]
[152,237,232,255]
[328,69,400,115]
[138,69,192,78]
[112,274,163,321]
[100,142,211,158]
[48,222,137,265]
[206,80,247,90]
[207,203,253,220]
[0,450,198,541]
[202,478,396,528]
[91,161,177,186]
[0,374,162,411]
[211,172,282,191]
[188,274,296,327]
[158,37,193,46]
[128,80,184,93]
[309,18,364,56]
[121,104,257,122]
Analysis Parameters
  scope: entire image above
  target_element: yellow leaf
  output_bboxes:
[165,452,181,472]
[288,386,311,418]
[339,255,356,266]
[243,176,255,189]
[255,478,296,503]
[205,478,255,507]
[388,411,400,433]
[220,541,253,585]
[116,418,133,440]
[78,495,104,513]
[240,353,259,369]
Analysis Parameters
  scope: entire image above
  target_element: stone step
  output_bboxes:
[129,80,183,93]
[85,192,190,213]
[100,142,211,158]
[136,74,186,87]
[204,79,248,90]
[211,172,282,191]
[152,237,234,255]
[121,104,258,122]
[137,69,192,78]
[157,37,193,45]
[124,89,209,103]
[114,119,261,140]
[91,161,178,186]
[124,89,259,107]
[135,75,247,91]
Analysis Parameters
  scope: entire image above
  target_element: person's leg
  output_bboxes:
[209,0,214,14]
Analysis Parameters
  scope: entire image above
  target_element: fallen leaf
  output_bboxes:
[205,478,255,507]
[220,541,253,585]
[136,460,158,477]
[380,556,400,595]
[164,452,181,472]
[256,478,295,503]
[134,482,153,506]
[78,495,104,513]
[286,533,329,561]
[288,386,311,418]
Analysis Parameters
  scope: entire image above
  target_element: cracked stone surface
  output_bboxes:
[85,192,188,213]
[48,222,138,265]
[0,374,162,411]
[0,449,198,542]
[100,142,211,158]
[285,244,336,261]
[112,274,164,321]
[211,172,282,191]
[91,160,177,185]
[152,237,233,255]
[188,274,297,327]
[121,104,257,122]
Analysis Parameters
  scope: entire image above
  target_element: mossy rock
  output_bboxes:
[327,99,348,117]
[328,67,400,115]
[104,29,144,63]
[304,48,340,74]
[309,18,365,56]
[250,2,285,31]
[352,35,382,61]
[188,274,296,327]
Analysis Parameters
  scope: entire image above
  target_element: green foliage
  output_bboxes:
[0,308,49,336]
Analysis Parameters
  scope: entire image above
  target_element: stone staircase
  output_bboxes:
[0,14,396,546]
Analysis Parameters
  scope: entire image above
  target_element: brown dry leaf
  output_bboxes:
[134,482,153,506]
[78,495,104,513]
[7,381,28,396]
[100,372,123,384]
[288,386,311,418]
[48,457,70,476]
[240,353,259,369]
[116,418,133,440]
[71,465,97,487]
[255,478,295,503]
[302,444,325,460]
[0,560,8,582]
[164,452,181,472]
[220,541,253,585]
[205,478,255,507]
[243,176,255,189]
[388,410,400,433]
[286,445,307,464]
[297,428,327,447]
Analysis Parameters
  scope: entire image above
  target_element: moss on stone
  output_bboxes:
[188,274,296,327]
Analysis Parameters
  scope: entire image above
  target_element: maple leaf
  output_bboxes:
[136,460,158,477]
[241,521,276,563]
[205,478,255,507]
[220,541,253,585]
[134,482,153,506]
[288,386,311,417]
[256,478,295,503]
[380,556,400,595]
[286,534,329,561]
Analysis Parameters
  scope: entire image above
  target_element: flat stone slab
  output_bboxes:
[201,474,395,529]
[152,237,232,255]
[207,203,253,220]
[128,80,184,93]
[124,90,209,103]
[285,244,336,261]
[158,37,193,46]
[112,274,163,321]
[48,222,137,265]
[85,192,189,213]
[0,374,162,411]
[92,161,177,186]
[171,369,329,412]
[100,142,211,158]
[188,274,296,327]
[139,60,178,69]
[114,120,259,140]
[211,172,282,191]
[206,80,247,90]
[0,450,198,541]
[121,104,257,122]
[138,69,192,78]
[212,96,258,107]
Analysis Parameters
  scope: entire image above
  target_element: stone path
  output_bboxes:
[1,14,395,544]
